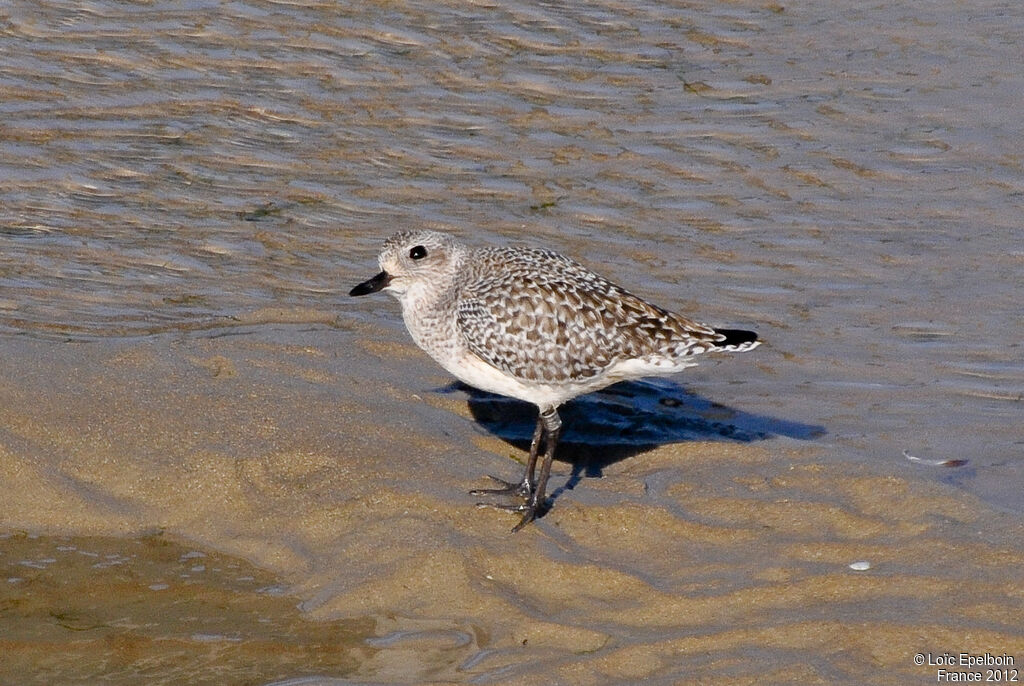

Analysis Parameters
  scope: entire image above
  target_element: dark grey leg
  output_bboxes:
[512,407,561,532]
[470,413,544,499]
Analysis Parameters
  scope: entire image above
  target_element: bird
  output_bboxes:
[350,230,760,531]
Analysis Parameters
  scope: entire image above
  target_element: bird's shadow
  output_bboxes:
[439,377,825,504]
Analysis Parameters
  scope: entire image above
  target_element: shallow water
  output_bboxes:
[0,531,373,685]
[1,0,1023,682]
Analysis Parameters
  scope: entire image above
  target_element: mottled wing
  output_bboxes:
[456,247,723,383]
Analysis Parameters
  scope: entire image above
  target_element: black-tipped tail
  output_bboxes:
[712,328,760,352]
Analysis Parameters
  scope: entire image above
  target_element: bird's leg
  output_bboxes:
[512,407,561,532]
[470,413,544,499]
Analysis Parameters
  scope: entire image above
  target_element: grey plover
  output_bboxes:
[350,230,760,531]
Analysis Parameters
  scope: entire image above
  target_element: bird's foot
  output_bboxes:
[469,474,532,499]
[475,499,547,533]
[512,503,541,533]
[475,501,528,513]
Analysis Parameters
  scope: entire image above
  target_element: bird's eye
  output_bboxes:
[409,245,427,260]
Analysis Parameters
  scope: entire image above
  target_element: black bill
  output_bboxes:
[349,270,392,296]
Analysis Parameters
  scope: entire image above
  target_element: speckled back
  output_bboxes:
[455,246,723,383]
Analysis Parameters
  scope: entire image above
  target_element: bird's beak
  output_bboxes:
[349,270,392,296]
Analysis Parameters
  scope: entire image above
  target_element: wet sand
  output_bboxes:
[0,531,372,686]
[2,332,1022,684]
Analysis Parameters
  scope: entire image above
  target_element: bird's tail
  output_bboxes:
[711,328,760,352]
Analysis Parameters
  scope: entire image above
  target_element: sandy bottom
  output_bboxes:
[2,329,1022,684]
[0,532,372,685]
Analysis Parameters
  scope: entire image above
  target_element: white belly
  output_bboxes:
[435,349,697,411]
